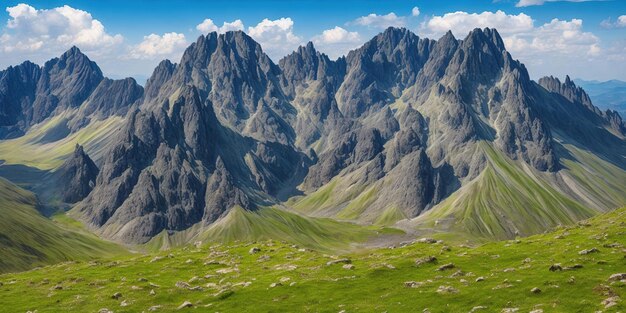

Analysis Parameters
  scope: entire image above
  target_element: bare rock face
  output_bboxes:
[0,61,41,138]
[57,144,100,203]
[337,27,433,118]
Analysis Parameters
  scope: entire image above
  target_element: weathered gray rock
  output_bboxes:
[56,144,99,203]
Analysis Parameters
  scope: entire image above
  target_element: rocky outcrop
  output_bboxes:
[57,144,99,203]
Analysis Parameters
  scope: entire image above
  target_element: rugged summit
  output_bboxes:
[1,27,624,244]
[0,47,142,139]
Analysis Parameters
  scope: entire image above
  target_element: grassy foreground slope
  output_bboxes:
[0,178,126,273]
[1,206,624,312]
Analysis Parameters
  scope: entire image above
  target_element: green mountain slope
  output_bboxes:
[0,178,126,273]
[410,141,626,240]
[143,206,399,252]
[1,206,624,312]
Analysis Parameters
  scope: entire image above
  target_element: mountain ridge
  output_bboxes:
[0,27,624,247]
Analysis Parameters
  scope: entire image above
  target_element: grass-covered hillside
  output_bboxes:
[2,206,624,312]
[0,178,126,273]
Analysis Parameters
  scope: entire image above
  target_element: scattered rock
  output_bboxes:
[184,259,193,264]
[149,289,156,296]
[111,292,123,300]
[175,281,190,289]
[120,300,130,307]
[50,285,63,290]
[137,277,148,282]
[503,268,515,273]
[415,256,437,266]
[437,263,455,271]
[501,308,519,313]
[326,258,351,266]
[563,264,583,270]
[417,238,437,244]
[342,264,355,270]
[257,255,271,262]
[150,256,164,263]
[529,309,543,313]
[530,287,541,294]
[608,273,626,282]
[249,247,261,254]
[188,276,200,283]
[578,248,599,255]
[436,285,458,294]
[269,282,282,288]
[404,281,424,288]
[601,296,620,308]
[98,309,113,313]
[470,306,487,312]
[475,277,485,282]
[177,301,193,309]
[148,305,162,311]
[549,264,562,272]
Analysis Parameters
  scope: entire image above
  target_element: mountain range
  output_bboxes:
[0,27,624,250]
[574,78,626,118]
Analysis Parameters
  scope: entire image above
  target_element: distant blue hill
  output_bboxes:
[574,78,626,117]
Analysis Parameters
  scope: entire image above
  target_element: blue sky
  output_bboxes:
[0,0,625,82]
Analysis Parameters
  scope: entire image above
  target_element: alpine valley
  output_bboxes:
[0,27,625,312]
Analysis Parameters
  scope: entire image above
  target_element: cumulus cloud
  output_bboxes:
[196,18,244,33]
[314,26,360,44]
[424,10,534,38]
[247,18,301,60]
[351,12,406,29]
[516,0,599,7]
[312,26,362,59]
[412,7,421,17]
[1,3,123,55]
[129,32,187,59]
[421,10,609,79]
[422,10,599,56]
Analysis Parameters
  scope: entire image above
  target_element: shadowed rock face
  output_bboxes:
[2,27,620,244]
[57,144,99,203]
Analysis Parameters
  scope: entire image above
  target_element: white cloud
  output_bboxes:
[506,18,600,56]
[312,26,362,59]
[421,10,613,79]
[424,10,534,38]
[516,0,600,7]
[352,12,406,29]
[1,3,123,55]
[422,10,599,57]
[601,15,626,29]
[196,18,244,33]
[129,32,188,59]
[412,7,421,17]
[314,26,360,44]
[247,18,301,60]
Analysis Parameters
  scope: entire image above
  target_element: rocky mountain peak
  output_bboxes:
[538,75,596,111]
[57,144,100,203]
